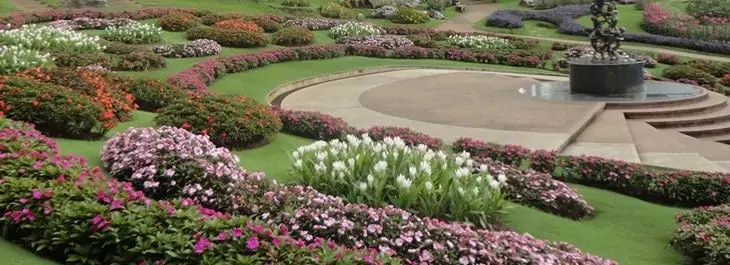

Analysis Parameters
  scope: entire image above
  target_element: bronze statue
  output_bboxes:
[588,0,625,61]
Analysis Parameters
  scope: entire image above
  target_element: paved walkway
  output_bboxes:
[437,4,730,62]
[280,69,730,172]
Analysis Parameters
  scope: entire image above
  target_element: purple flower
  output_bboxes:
[193,238,212,254]
[246,236,259,250]
[231,227,243,238]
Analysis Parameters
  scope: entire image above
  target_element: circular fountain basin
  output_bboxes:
[519,80,704,102]
[568,59,646,95]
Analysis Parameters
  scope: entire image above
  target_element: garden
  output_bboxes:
[0,2,728,265]
[483,0,730,56]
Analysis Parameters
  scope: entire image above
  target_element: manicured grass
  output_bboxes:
[507,184,685,265]
[0,239,57,265]
[576,4,645,34]
[0,0,17,14]
[132,0,282,14]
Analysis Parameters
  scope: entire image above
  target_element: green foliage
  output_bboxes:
[406,34,441,48]
[200,13,241,26]
[662,65,718,87]
[686,0,730,19]
[281,0,310,7]
[0,77,109,139]
[100,40,145,54]
[116,76,189,112]
[272,27,315,46]
[102,23,163,44]
[680,60,730,78]
[319,2,356,18]
[53,52,112,69]
[115,51,167,71]
[368,0,392,8]
[389,7,430,24]
[154,94,283,149]
[425,0,448,11]
[244,16,283,33]
[186,27,269,48]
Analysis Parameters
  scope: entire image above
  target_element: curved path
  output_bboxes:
[280,69,730,172]
[437,3,730,62]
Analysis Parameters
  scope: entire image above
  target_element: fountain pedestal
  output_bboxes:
[568,59,645,96]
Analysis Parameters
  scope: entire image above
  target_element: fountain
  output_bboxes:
[519,0,704,102]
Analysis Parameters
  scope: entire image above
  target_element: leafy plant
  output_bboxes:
[186,27,269,48]
[0,24,104,53]
[290,134,508,227]
[213,19,264,32]
[0,46,50,74]
[157,11,198,32]
[281,0,311,7]
[425,0,448,11]
[686,0,730,20]
[389,7,430,24]
[272,27,315,46]
[102,22,163,44]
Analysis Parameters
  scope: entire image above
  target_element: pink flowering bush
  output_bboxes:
[0,128,398,264]
[153,39,222,58]
[230,180,617,265]
[336,35,414,49]
[642,3,730,42]
[453,137,730,207]
[100,126,255,210]
[474,158,595,220]
[671,204,730,265]
[0,8,179,30]
[356,126,443,150]
[274,108,352,140]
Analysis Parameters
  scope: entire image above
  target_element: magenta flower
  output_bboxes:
[193,238,212,254]
[246,236,259,250]
[231,227,242,238]
[110,199,122,210]
[272,237,281,247]
[31,189,42,200]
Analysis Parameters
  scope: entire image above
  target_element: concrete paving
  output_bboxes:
[280,68,730,172]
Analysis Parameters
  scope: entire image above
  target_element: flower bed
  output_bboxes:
[329,21,383,40]
[0,121,395,265]
[486,5,730,55]
[274,108,352,140]
[214,19,264,33]
[670,204,730,265]
[0,24,104,53]
[271,27,315,46]
[446,34,514,50]
[336,35,414,49]
[167,44,548,91]
[47,17,133,30]
[453,137,730,207]
[102,22,163,44]
[291,134,508,228]
[113,76,189,111]
[0,45,50,74]
[186,27,269,48]
[154,94,282,149]
[0,8,177,30]
[157,11,198,32]
[642,3,730,43]
[153,39,222,58]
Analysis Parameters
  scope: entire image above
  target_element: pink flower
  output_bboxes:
[246,236,259,250]
[193,238,212,254]
[231,227,243,238]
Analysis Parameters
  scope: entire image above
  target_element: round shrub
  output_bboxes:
[157,12,198,32]
[681,60,730,78]
[153,39,222,58]
[114,51,167,71]
[102,22,163,44]
[662,65,719,86]
[109,76,189,112]
[243,16,282,33]
[272,27,314,46]
[213,19,264,33]
[154,94,282,149]
[389,7,430,24]
[200,13,241,26]
[101,126,254,210]
[186,27,269,48]
[282,0,310,7]
[274,108,350,140]
[319,2,352,18]
[406,35,440,48]
[328,21,383,39]
[721,74,730,87]
[100,40,145,54]
[656,53,679,65]
[16,67,136,122]
[0,120,58,154]
[0,76,111,139]
[53,52,112,69]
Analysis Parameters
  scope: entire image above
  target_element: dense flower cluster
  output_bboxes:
[214,19,264,32]
[283,18,346,30]
[291,135,507,227]
[356,126,443,150]
[642,3,730,43]
[274,108,352,140]
[671,204,730,265]
[336,35,414,49]
[0,45,51,74]
[102,22,163,44]
[0,24,104,53]
[153,39,222,58]
[101,126,254,210]
[446,34,514,50]
[47,17,133,30]
[453,137,730,207]
[329,21,384,39]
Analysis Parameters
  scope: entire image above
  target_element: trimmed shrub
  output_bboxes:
[284,18,345,30]
[114,51,167,71]
[101,126,253,210]
[0,76,111,138]
[213,18,264,32]
[153,39,222,58]
[154,94,282,149]
[100,40,145,54]
[186,27,269,48]
[721,74,730,87]
[662,65,719,87]
[53,52,112,69]
[272,27,315,46]
[319,2,356,19]
[389,7,430,24]
[274,108,351,140]
[157,11,198,32]
[282,0,310,7]
[656,53,679,65]
[336,35,414,49]
[533,0,592,9]
[15,67,136,122]
[551,42,575,50]
[686,0,730,21]
[406,34,441,48]
[671,204,730,265]
[680,60,730,78]
[112,76,189,111]
[200,12,241,26]
[243,16,283,33]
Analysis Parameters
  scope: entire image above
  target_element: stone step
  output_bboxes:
[623,92,728,119]
[645,107,730,128]
[698,134,730,144]
[676,120,730,137]
[606,90,709,109]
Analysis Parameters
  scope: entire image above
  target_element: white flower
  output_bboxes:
[457,187,465,195]
[498,173,507,183]
[454,167,470,178]
[366,174,374,185]
[292,151,299,158]
[424,181,433,191]
[479,164,489,172]
[293,159,303,169]
[489,179,500,189]
[419,160,432,176]
[332,160,346,172]
[396,174,412,189]
[373,160,387,173]
[358,182,368,191]
[316,151,328,161]
[314,162,327,174]
[408,166,417,177]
